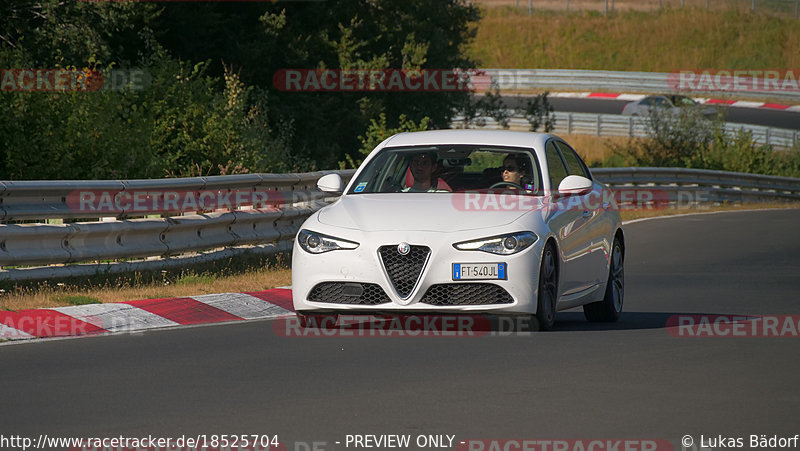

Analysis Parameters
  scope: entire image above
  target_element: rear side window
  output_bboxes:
[555,141,591,179]
[545,141,568,190]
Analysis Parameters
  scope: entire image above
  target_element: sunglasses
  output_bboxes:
[503,165,519,172]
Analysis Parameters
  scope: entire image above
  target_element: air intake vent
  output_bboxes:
[308,282,391,305]
[420,283,513,306]
[378,245,430,298]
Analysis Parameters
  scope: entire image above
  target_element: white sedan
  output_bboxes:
[291,130,624,330]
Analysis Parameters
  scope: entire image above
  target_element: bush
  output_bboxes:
[345,113,430,168]
[607,105,800,178]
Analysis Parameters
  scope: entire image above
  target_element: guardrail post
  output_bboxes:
[751,0,755,12]
[766,128,771,146]
[794,131,798,146]
[628,116,634,137]
[568,113,573,134]
[596,115,602,136]
[528,0,532,15]
[566,0,569,11]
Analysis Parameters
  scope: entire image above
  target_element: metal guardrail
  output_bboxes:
[453,111,800,149]
[0,170,356,282]
[593,167,800,204]
[481,69,800,102]
[0,167,797,281]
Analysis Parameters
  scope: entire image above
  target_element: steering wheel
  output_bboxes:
[489,181,523,190]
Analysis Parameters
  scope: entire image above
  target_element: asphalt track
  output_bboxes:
[507,97,800,130]
[2,209,800,450]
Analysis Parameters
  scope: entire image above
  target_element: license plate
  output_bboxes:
[452,263,507,280]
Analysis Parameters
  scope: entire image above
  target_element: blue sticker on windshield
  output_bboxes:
[354,182,367,193]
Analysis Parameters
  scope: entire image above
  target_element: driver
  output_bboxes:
[500,154,531,189]
[402,151,452,192]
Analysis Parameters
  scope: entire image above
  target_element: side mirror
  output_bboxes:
[317,173,344,194]
[558,175,593,195]
[317,174,344,194]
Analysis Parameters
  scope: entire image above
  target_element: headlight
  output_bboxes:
[297,229,359,254]
[453,232,537,255]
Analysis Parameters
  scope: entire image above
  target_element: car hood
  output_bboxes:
[317,193,539,232]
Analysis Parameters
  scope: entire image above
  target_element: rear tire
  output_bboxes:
[535,243,558,331]
[583,237,624,322]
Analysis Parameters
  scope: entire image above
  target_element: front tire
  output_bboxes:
[535,243,558,331]
[583,237,624,322]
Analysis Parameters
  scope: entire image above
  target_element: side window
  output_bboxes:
[555,141,591,179]
[545,141,568,190]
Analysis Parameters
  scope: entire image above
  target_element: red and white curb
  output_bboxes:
[0,288,296,342]
[536,91,800,112]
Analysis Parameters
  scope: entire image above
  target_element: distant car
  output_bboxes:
[291,130,625,331]
[621,94,716,117]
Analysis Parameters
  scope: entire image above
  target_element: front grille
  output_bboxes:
[378,245,430,298]
[308,282,391,305]
[420,283,514,306]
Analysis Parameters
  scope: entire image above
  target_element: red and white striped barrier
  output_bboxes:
[0,288,295,342]
[545,91,800,111]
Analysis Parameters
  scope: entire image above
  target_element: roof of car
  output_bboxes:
[383,130,553,149]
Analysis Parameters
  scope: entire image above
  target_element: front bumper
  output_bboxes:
[292,228,544,315]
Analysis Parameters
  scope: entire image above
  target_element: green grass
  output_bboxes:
[52,295,100,306]
[469,6,800,71]
[175,273,217,286]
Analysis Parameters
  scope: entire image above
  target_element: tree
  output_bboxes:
[154,0,480,168]
[0,0,481,178]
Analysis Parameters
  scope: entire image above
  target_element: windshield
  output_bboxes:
[347,145,542,195]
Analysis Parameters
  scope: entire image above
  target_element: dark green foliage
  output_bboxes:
[0,0,480,179]
[346,113,431,168]
[519,91,556,132]
[607,106,800,178]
